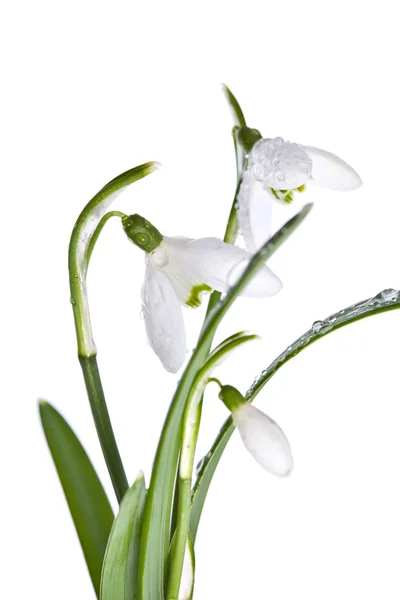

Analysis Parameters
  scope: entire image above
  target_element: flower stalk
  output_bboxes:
[68,162,160,503]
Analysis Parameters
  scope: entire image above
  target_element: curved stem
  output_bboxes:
[86,210,127,265]
[68,162,159,503]
[167,337,262,598]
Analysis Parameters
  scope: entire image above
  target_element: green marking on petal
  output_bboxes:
[270,189,294,204]
[186,284,212,308]
[269,185,306,204]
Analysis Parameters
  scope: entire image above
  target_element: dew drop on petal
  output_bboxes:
[150,246,169,269]
[249,137,312,191]
[276,170,286,183]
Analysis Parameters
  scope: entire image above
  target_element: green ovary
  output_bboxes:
[186,283,212,308]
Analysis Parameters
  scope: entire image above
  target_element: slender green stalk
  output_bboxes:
[168,335,258,598]
[86,210,127,265]
[202,174,244,322]
[79,356,128,503]
[68,162,159,503]
[167,476,193,599]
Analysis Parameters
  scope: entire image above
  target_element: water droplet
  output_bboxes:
[70,296,76,305]
[151,247,169,269]
[276,170,286,183]
[195,453,211,476]
[134,232,150,246]
[312,320,324,333]
[252,163,263,180]
[375,288,400,303]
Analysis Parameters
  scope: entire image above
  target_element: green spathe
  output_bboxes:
[123,214,163,253]
[218,384,245,412]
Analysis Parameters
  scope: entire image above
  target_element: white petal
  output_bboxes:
[141,263,186,373]
[237,170,274,252]
[250,137,312,191]
[232,403,293,476]
[162,237,282,299]
[150,239,207,307]
[304,145,362,191]
[178,537,194,600]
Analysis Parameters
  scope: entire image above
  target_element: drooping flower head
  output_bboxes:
[123,214,282,373]
[238,136,362,252]
[218,384,293,477]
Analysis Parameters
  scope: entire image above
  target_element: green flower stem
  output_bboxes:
[168,335,258,598]
[167,476,194,599]
[79,356,128,504]
[202,175,243,322]
[68,162,159,503]
[167,399,201,599]
[86,210,127,265]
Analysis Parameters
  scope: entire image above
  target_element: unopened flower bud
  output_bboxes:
[219,385,293,477]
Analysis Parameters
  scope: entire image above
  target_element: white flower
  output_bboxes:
[238,136,362,252]
[141,235,282,372]
[232,403,293,476]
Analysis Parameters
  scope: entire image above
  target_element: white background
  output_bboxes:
[2,1,400,598]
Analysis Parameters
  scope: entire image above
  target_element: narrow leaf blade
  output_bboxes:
[100,472,146,600]
[221,84,247,128]
[190,288,400,540]
[139,205,312,597]
[39,401,114,597]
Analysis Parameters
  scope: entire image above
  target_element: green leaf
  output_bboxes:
[221,84,247,128]
[100,472,146,600]
[69,161,160,358]
[138,204,313,598]
[167,333,259,598]
[190,287,400,541]
[39,401,114,597]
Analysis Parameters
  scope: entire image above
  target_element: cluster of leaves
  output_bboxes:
[39,87,400,599]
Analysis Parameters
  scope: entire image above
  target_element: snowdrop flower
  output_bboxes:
[233,403,293,476]
[123,214,282,373]
[219,385,293,476]
[238,136,362,252]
